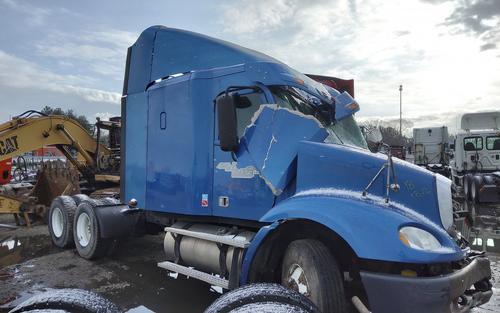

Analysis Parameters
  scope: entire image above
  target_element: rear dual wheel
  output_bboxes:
[48,195,114,259]
[74,201,112,259]
[48,196,77,248]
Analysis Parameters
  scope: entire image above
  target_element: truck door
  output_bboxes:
[463,136,484,170]
[485,135,500,169]
[212,89,275,220]
[146,78,212,216]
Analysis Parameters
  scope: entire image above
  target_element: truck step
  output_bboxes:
[164,226,251,248]
[158,261,229,289]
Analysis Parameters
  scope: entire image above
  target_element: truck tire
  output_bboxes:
[99,197,120,205]
[224,302,310,313]
[10,288,120,313]
[73,201,110,259]
[48,196,76,248]
[204,283,320,313]
[471,176,483,203]
[281,239,347,313]
[72,194,91,206]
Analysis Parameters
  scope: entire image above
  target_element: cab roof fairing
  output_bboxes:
[124,26,353,110]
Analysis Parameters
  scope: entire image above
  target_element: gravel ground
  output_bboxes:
[0,215,499,313]
[0,216,218,313]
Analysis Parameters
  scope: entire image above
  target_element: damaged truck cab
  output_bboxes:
[79,26,493,313]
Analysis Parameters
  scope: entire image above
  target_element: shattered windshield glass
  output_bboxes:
[324,116,368,149]
[270,86,334,126]
[270,86,368,149]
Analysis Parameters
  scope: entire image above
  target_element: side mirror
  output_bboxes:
[217,94,239,152]
[365,127,383,145]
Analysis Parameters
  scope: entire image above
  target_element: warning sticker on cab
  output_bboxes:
[201,194,209,207]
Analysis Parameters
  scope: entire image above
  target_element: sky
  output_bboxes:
[0,0,499,134]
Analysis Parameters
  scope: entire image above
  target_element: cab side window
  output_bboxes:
[486,136,500,150]
[464,137,483,151]
[234,91,265,137]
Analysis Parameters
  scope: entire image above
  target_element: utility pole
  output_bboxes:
[399,84,403,137]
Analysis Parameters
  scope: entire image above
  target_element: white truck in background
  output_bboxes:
[450,111,500,238]
[413,126,450,175]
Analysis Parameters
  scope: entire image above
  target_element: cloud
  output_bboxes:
[220,0,299,34]
[480,42,497,51]
[95,112,116,121]
[0,50,121,105]
[420,0,451,3]
[0,0,51,25]
[424,0,500,50]
[219,0,500,133]
[34,30,137,80]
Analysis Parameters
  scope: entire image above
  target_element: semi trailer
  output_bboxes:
[46,26,492,313]
[413,126,450,175]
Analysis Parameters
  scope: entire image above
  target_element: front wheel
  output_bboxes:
[281,239,347,313]
[73,201,110,259]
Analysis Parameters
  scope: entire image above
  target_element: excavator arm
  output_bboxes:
[0,112,120,226]
[0,114,111,175]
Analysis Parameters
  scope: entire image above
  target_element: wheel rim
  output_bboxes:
[76,212,92,247]
[284,263,310,296]
[51,207,64,238]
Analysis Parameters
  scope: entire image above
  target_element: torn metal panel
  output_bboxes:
[237,106,328,195]
[334,91,359,121]
[216,162,259,179]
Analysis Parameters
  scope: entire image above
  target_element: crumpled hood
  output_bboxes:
[236,105,328,195]
[296,141,444,229]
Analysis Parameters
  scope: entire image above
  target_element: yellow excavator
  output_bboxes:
[0,110,120,226]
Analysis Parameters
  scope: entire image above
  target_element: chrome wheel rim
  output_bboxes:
[76,212,92,247]
[284,263,310,296]
[51,207,64,238]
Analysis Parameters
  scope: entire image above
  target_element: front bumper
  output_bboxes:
[360,256,492,313]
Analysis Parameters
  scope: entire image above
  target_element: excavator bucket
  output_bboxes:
[0,161,80,226]
[31,160,80,207]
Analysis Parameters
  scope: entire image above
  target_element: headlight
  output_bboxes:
[399,226,442,251]
[435,174,453,231]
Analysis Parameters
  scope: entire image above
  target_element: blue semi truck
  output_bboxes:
[47,26,492,313]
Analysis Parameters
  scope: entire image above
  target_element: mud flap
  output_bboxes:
[93,204,142,238]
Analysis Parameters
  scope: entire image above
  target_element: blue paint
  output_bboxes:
[123,92,148,207]
[240,221,282,285]
[259,195,463,264]
[237,107,328,195]
[334,91,359,121]
[295,141,443,228]
[122,26,467,283]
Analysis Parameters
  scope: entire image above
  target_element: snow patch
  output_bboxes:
[294,188,449,237]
